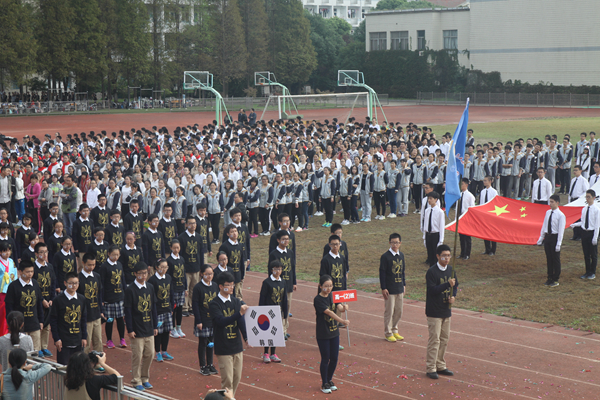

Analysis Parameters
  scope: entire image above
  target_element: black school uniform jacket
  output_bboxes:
[43,215,60,243]
[124,282,158,338]
[52,250,76,291]
[259,276,288,316]
[142,229,165,267]
[20,246,36,265]
[177,231,205,274]
[72,217,94,254]
[99,260,125,304]
[119,245,143,285]
[5,278,44,332]
[34,261,56,301]
[123,212,144,248]
[425,264,459,319]
[105,223,124,249]
[77,271,104,321]
[323,240,350,273]
[268,229,296,264]
[167,254,187,293]
[158,218,177,250]
[379,250,406,295]
[90,240,109,267]
[15,226,35,257]
[218,240,246,284]
[319,252,347,291]
[50,291,88,346]
[209,295,247,356]
[267,248,296,292]
[192,280,219,329]
[91,206,110,230]
[147,274,173,315]
[195,216,211,253]
[222,223,251,261]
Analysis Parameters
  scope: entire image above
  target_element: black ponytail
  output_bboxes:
[7,311,24,346]
[8,348,27,390]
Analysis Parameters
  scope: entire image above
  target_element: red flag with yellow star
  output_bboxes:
[445,196,583,245]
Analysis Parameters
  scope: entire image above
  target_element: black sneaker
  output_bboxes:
[208,365,218,375]
[544,279,552,286]
[321,383,332,394]
[580,274,589,279]
[549,281,560,287]
[200,366,210,376]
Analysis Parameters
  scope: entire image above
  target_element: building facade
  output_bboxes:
[365,0,600,86]
[302,0,380,27]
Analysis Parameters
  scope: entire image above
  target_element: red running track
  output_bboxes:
[1,105,599,140]
[40,271,599,400]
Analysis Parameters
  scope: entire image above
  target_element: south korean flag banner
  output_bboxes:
[244,306,286,348]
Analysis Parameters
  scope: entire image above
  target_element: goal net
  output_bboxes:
[274,92,370,123]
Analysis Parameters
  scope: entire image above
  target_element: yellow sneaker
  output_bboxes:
[393,333,404,341]
[385,335,397,342]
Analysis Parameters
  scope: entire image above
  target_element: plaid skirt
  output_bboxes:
[104,301,124,319]
[194,325,214,338]
[172,291,186,307]
[157,312,174,334]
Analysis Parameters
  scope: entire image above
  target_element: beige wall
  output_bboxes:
[469,0,600,85]
[365,9,471,67]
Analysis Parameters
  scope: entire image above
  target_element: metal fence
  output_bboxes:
[28,354,168,400]
[0,94,390,116]
[416,92,600,107]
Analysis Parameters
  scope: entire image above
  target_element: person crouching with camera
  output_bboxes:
[64,351,120,400]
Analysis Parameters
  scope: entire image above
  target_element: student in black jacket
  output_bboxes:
[258,260,288,364]
[52,236,77,291]
[34,242,56,357]
[177,216,205,317]
[225,208,250,271]
[142,214,165,268]
[267,230,295,337]
[90,195,109,230]
[123,200,143,249]
[268,214,296,265]
[120,232,143,286]
[43,203,61,244]
[50,272,88,365]
[158,204,177,250]
[425,244,458,380]
[72,203,94,272]
[192,264,219,376]
[195,203,212,257]
[212,251,234,282]
[14,213,35,258]
[100,245,126,349]
[208,272,248,396]
[379,233,406,343]
[90,228,109,268]
[5,260,44,351]
[167,240,186,339]
[124,261,158,391]
[19,232,38,266]
[105,210,124,249]
[147,259,174,363]
[218,224,247,300]
[77,252,104,355]
[322,223,350,287]
[0,222,19,270]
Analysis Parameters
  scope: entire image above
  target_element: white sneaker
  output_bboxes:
[170,329,180,339]
[177,327,186,338]
[295,227,302,232]
[364,218,371,222]
[315,211,323,216]
[341,220,349,225]
[387,213,396,218]
[380,215,386,220]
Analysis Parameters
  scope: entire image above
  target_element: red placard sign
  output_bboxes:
[332,289,358,303]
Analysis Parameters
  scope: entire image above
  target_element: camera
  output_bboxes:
[89,351,104,365]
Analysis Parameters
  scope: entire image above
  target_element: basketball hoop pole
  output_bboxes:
[254,72,299,118]
[338,70,387,123]
[183,71,231,125]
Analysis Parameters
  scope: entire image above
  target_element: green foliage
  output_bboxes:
[239,0,268,87]
[374,0,442,11]
[0,0,37,88]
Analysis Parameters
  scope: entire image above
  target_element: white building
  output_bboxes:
[364,0,600,86]
[302,0,380,28]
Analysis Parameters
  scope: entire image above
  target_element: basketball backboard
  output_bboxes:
[183,71,212,90]
[254,71,276,86]
[338,70,364,86]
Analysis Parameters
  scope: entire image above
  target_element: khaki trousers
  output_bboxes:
[426,317,451,373]
[234,281,243,300]
[216,352,243,395]
[85,318,103,353]
[26,330,41,351]
[131,336,155,385]
[283,292,292,333]
[185,272,201,312]
[383,293,404,337]
[40,324,51,350]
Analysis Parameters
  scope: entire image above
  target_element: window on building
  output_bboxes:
[348,9,356,19]
[390,31,409,50]
[417,30,426,50]
[370,32,386,51]
[443,30,458,50]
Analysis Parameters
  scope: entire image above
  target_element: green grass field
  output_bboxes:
[247,117,600,334]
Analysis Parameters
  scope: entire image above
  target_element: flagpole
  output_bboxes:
[449,185,462,309]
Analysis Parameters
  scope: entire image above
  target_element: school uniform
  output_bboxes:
[33,260,55,351]
[50,290,88,365]
[43,215,60,243]
[0,235,19,270]
[531,178,554,204]
[53,249,76,291]
[208,293,247,396]
[120,244,143,285]
[91,206,109,230]
[569,176,590,240]
[480,187,498,255]
[571,204,599,278]
[124,211,144,249]
[90,239,109,268]
[195,215,212,255]
[319,251,347,292]
[223,223,250,271]
[5,277,44,350]
[379,248,405,338]
[158,217,177,250]
[106,222,124,249]
[177,230,205,313]
[142,228,165,268]
[148,272,173,355]
[313,292,340,387]
[212,264,235,282]
[359,171,374,221]
[14,226,35,258]
[259,275,288,355]
[267,247,295,332]
[72,216,94,259]
[537,208,566,284]
[167,253,187,309]
[99,259,126,319]
[268,229,296,265]
[425,263,458,374]
[77,270,104,352]
[457,190,475,259]
[422,205,445,265]
[218,239,247,299]
[124,280,158,387]
[192,279,219,369]
[20,245,36,265]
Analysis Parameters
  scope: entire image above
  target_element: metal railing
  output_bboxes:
[27,354,168,400]
[417,91,600,107]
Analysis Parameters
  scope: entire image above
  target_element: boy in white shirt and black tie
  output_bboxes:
[570,189,599,280]
[537,194,565,287]
[422,192,445,266]
[531,168,553,204]
[457,179,475,260]
[480,176,498,255]
[568,165,589,240]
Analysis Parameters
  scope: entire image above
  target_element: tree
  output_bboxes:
[208,0,248,95]
[148,0,167,91]
[69,0,107,91]
[265,0,317,90]
[36,0,77,90]
[239,0,268,88]
[375,0,441,11]
[0,0,37,90]
[306,14,352,91]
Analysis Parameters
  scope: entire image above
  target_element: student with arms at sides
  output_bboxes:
[538,194,566,287]
[314,274,349,394]
[379,233,406,343]
[167,239,187,339]
[77,252,104,366]
[259,260,288,364]
[192,264,219,376]
[33,242,55,357]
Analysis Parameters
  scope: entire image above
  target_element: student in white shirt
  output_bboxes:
[480,176,498,255]
[570,189,599,280]
[537,194,566,287]
[457,178,476,260]
[422,192,444,266]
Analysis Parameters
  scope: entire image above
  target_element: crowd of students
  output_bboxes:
[0,118,596,397]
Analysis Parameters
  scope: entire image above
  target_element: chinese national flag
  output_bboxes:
[446,196,583,245]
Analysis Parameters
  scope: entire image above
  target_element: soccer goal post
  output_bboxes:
[277,92,370,124]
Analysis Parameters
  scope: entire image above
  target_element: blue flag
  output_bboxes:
[445,99,470,216]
